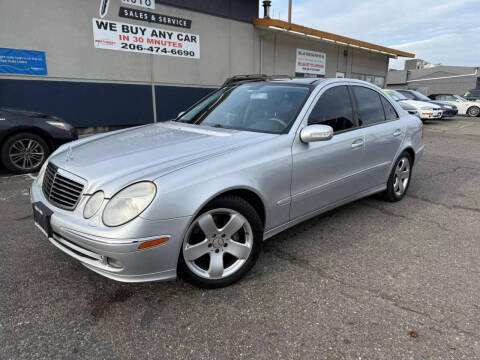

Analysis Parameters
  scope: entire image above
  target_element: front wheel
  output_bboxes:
[178,196,263,288]
[467,106,480,117]
[383,152,413,202]
[1,132,50,174]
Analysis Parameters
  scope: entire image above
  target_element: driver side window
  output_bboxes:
[308,85,355,133]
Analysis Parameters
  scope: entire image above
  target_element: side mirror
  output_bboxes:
[300,124,334,143]
[176,111,185,119]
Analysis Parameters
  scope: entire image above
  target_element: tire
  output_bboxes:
[467,106,480,117]
[178,195,263,289]
[383,151,413,202]
[1,132,50,174]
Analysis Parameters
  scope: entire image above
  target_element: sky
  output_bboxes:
[260,0,480,69]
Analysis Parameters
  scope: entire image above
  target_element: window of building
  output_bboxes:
[352,86,385,126]
[374,76,385,88]
[351,73,385,88]
[308,85,355,132]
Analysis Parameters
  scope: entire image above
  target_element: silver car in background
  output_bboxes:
[30,78,424,288]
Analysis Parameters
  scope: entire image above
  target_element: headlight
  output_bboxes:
[84,191,105,219]
[420,106,433,110]
[36,160,49,185]
[46,121,72,131]
[444,105,452,109]
[102,182,156,227]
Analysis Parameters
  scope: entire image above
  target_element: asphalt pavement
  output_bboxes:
[1,116,480,359]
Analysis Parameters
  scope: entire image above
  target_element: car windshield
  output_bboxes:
[384,90,408,101]
[176,83,311,134]
[453,95,467,102]
[410,90,431,101]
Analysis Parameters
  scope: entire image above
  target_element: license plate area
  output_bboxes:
[33,202,53,238]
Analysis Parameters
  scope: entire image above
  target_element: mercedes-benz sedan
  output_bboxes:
[31,78,424,288]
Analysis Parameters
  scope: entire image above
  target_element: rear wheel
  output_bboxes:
[383,152,413,202]
[467,106,480,117]
[1,132,49,174]
[178,196,263,288]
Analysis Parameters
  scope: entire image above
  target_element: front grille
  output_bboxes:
[42,163,84,210]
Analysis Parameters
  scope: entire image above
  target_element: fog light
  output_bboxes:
[107,257,123,269]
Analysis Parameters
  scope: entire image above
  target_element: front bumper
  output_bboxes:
[31,180,191,282]
[50,128,78,148]
[441,109,458,118]
[419,109,443,119]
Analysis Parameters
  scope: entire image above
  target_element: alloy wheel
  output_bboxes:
[393,157,410,197]
[467,106,480,117]
[8,138,45,171]
[183,208,253,280]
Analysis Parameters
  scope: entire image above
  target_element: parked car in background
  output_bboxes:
[382,90,418,116]
[30,77,424,288]
[464,89,480,102]
[428,94,480,117]
[396,89,458,118]
[0,108,77,174]
[384,89,442,121]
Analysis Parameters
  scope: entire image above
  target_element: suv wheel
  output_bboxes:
[1,132,49,174]
[178,196,263,288]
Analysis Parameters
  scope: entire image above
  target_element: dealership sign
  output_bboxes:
[119,7,192,29]
[295,48,326,75]
[92,19,200,59]
[122,0,155,10]
[0,48,47,76]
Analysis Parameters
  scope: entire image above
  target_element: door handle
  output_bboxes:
[393,129,402,137]
[351,139,364,149]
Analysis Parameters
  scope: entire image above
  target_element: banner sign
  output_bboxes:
[92,18,200,59]
[0,48,47,76]
[119,7,192,29]
[295,48,326,75]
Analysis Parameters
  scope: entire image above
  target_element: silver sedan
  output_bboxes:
[30,78,424,288]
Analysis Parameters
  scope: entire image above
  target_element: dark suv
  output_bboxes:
[464,90,480,102]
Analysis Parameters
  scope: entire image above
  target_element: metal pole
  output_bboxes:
[288,0,292,24]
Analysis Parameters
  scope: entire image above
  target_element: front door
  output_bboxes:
[290,84,367,220]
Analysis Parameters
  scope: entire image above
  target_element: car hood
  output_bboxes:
[429,101,456,109]
[399,100,441,109]
[50,122,273,195]
[1,107,56,119]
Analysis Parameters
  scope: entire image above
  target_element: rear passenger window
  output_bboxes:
[380,96,398,121]
[352,86,385,126]
[308,85,355,133]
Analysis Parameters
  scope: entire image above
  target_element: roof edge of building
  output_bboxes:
[253,18,415,59]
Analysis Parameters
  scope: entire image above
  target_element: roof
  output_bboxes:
[221,74,326,86]
[253,18,415,59]
[222,75,383,89]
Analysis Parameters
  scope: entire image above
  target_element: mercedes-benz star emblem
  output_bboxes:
[66,146,73,162]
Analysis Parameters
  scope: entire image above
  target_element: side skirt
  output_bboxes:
[263,184,386,240]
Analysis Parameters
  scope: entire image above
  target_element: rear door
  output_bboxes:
[290,84,367,220]
[350,85,404,187]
